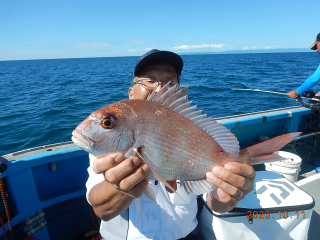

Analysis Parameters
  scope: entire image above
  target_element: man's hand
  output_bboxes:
[287,90,299,99]
[309,93,320,104]
[89,153,149,220]
[92,153,149,198]
[205,162,256,213]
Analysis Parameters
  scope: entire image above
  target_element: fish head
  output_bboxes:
[72,101,135,157]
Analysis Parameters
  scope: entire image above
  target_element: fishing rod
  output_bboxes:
[231,88,320,102]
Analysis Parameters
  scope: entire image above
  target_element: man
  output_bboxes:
[287,33,320,99]
[86,49,256,239]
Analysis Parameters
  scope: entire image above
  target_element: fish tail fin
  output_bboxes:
[239,132,302,165]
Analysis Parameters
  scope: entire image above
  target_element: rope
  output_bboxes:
[0,173,14,240]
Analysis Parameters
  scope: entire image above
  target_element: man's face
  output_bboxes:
[128,64,179,100]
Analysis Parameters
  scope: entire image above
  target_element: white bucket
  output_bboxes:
[264,151,302,182]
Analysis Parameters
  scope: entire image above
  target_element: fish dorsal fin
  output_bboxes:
[202,121,239,157]
[151,83,171,102]
[180,106,197,116]
[149,82,239,157]
[184,109,202,119]
[156,87,177,104]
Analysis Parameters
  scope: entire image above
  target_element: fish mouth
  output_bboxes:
[71,131,94,150]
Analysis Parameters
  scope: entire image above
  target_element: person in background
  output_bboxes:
[287,33,320,99]
[86,49,256,240]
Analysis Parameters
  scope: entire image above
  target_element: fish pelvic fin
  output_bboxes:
[181,179,217,195]
[239,132,302,165]
[133,149,188,205]
[144,182,157,203]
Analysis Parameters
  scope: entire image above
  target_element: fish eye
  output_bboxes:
[100,116,116,129]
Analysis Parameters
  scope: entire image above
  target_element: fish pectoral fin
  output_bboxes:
[165,180,177,193]
[149,166,188,204]
[144,182,156,203]
[182,179,217,195]
[133,149,188,205]
[124,145,142,158]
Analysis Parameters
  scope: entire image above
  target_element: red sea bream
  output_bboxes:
[72,83,301,196]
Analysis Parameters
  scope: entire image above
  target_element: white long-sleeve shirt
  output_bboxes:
[86,154,198,240]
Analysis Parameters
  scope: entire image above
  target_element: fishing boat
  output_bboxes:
[0,90,319,240]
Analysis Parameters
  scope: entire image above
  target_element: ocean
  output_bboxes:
[1,52,319,156]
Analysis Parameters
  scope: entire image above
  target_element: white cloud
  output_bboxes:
[264,46,277,49]
[242,46,278,50]
[173,44,226,50]
[129,49,141,52]
[242,46,257,50]
[68,42,111,48]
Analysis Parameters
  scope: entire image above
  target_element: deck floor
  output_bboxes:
[254,156,319,240]
[295,174,320,240]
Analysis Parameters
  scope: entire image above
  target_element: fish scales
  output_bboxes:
[72,84,302,196]
[122,100,234,181]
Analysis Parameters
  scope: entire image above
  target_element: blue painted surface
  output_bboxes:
[3,148,86,177]
[220,108,314,145]
[10,147,82,163]
[0,148,91,239]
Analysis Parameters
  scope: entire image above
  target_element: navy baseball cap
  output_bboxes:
[134,49,183,77]
[309,33,320,50]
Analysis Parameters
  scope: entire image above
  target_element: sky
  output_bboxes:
[0,0,319,60]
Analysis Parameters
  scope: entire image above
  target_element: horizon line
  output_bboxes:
[0,48,314,62]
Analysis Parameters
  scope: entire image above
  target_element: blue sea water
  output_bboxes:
[1,52,319,156]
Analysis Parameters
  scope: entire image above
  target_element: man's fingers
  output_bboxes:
[92,153,125,174]
[287,90,299,99]
[207,165,252,191]
[206,163,256,201]
[105,157,141,184]
[224,163,256,180]
[211,188,239,206]
[206,171,244,198]
[91,153,150,199]
[207,163,256,212]
[118,164,149,191]
[126,177,149,198]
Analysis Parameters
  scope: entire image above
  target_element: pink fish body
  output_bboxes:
[72,84,301,195]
